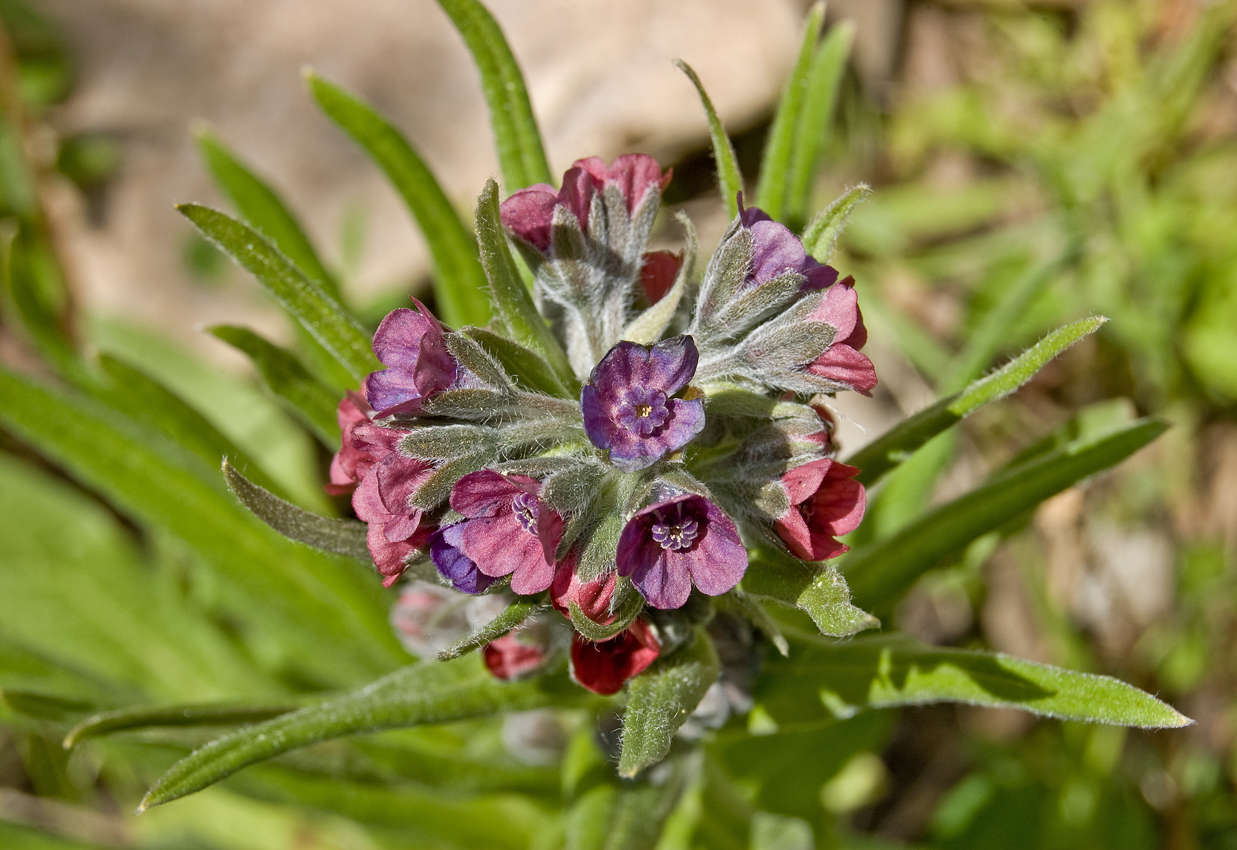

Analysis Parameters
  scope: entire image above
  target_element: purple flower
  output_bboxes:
[429,523,495,594]
[617,493,748,609]
[447,470,563,595]
[500,154,671,253]
[739,200,839,291]
[364,297,457,417]
[352,452,436,586]
[581,336,706,471]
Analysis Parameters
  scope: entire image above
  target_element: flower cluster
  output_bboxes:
[330,154,874,694]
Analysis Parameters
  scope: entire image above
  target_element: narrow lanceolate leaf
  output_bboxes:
[138,658,582,811]
[64,702,303,749]
[741,549,877,638]
[801,184,870,262]
[846,418,1167,610]
[785,21,854,228]
[474,179,574,386]
[847,316,1108,486]
[195,128,340,299]
[178,204,378,383]
[210,325,341,446]
[434,0,552,190]
[0,366,403,689]
[307,71,490,329]
[754,1,825,223]
[436,601,548,661]
[223,462,369,561]
[767,634,1192,728]
[676,60,743,220]
[618,633,719,778]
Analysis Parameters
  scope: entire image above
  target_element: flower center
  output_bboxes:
[512,492,539,534]
[651,518,700,551]
[616,387,670,436]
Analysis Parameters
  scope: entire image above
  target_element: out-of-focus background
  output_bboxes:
[3,0,1236,847]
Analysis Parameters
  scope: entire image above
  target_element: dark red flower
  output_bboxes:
[569,618,661,695]
[773,458,866,561]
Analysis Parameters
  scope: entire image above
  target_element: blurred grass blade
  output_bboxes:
[768,634,1192,728]
[223,462,369,560]
[2,690,97,723]
[435,601,548,662]
[91,354,286,498]
[138,658,582,811]
[474,178,574,385]
[847,316,1108,486]
[741,549,877,638]
[64,702,304,749]
[307,71,490,328]
[178,204,378,384]
[195,128,341,300]
[785,21,854,227]
[676,60,743,220]
[566,752,694,850]
[209,325,340,446]
[618,632,718,778]
[434,0,552,190]
[801,184,869,262]
[0,219,80,378]
[460,326,569,397]
[846,417,1167,611]
[754,1,825,222]
[0,365,404,688]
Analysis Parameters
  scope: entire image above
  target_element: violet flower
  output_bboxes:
[617,493,748,609]
[448,470,562,595]
[364,297,457,417]
[581,336,705,471]
[569,618,660,696]
[773,458,866,561]
[352,452,436,586]
[739,200,839,291]
[500,154,671,253]
[429,523,495,594]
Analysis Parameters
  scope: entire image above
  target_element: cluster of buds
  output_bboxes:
[328,154,875,695]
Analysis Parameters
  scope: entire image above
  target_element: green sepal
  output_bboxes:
[801,183,870,263]
[460,325,571,397]
[741,548,877,638]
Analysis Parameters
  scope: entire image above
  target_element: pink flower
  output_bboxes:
[326,391,408,495]
[483,633,550,681]
[569,618,661,695]
[773,458,866,561]
[550,561,618,625]
[803,278,877,396]
[352,452,436,586]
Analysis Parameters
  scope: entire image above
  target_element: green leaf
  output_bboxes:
[565,751,694,850]
[618,633,719,778]
[473,178,574,385]
[460,325,569,397]
[675,60,743,220]
[209,325,341,446]
[435,600,548,661]
[177,204,378,383]
[2,690,97,724]
[0,365,404,689]
[765,634,1192,728]
[0,220,81,378]
[845,417,1167,611]
[223,462,369,560]
[137,658,583,811]
[195,127,340,300]
[433,0,552,190]
[741,548,877,638]
[63,701,304,748]
[846,316,1108,486]
[306,71,490,328]
[785,21,855,228]
[754,2,825,223]
[801,184,870,263]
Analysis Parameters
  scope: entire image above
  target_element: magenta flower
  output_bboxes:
[500,154,671,253]
[429,524,496,594]
[581,336,705,471]
[773,458,866,561]
[802,278,877,396]
[447,470,562,595]
[352,453,436,586]
[739,201,839,291]
[569,618,661,695]
[364,298,457,417]
[617,493,747,609]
